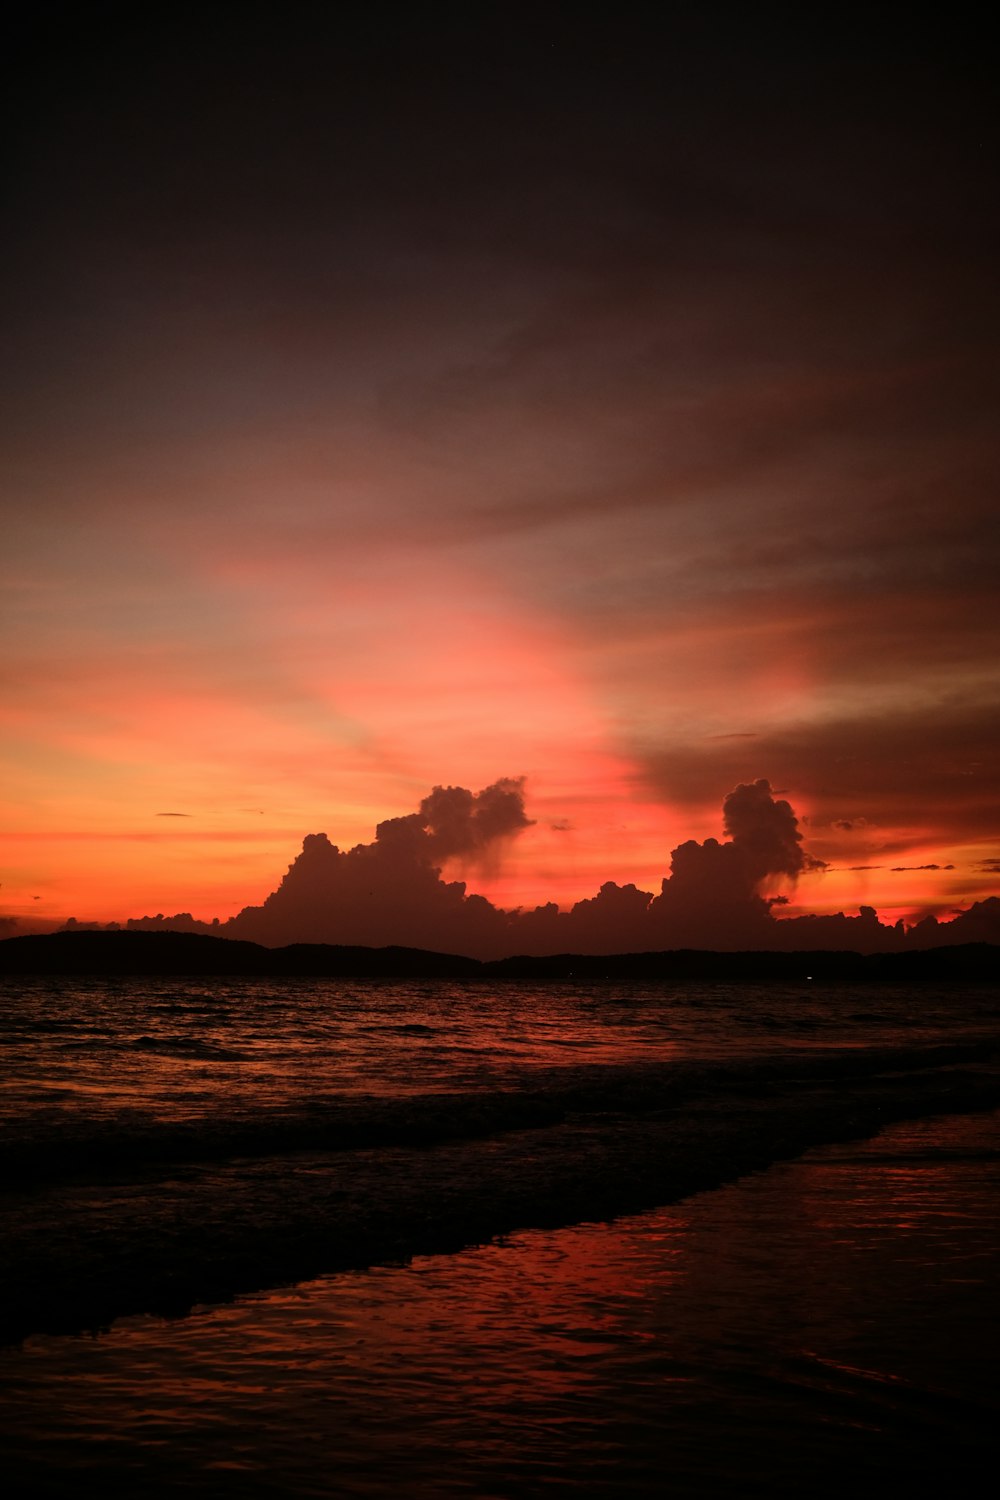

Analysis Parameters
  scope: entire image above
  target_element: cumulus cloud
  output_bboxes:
[621,779,824,950]
[375,779,533,867]
[122,776,1000,958]
[202,779,533,953]
[722,778,824,880]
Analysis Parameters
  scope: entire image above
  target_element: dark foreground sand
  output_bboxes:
[2,1108,998,1498]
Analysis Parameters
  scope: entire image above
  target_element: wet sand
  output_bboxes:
[2,1108,997,1497]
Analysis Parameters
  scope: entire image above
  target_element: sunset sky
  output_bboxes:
[3,6,998,934]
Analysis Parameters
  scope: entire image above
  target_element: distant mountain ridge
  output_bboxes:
[2,929,998,982]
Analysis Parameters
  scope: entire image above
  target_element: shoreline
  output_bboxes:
[4,1049,999,1349]
[5,1108,999,1498]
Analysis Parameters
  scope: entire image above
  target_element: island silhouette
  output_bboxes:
[2,928,997,982]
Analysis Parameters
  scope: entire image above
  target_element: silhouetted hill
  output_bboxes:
[0,930,271,975]
[0,930,481,978]
[485,945,1000,982]
[1,930,998,981]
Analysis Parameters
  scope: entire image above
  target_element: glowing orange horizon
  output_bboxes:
[3,442,996,936]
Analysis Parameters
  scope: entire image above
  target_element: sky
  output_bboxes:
[2,4,998,941]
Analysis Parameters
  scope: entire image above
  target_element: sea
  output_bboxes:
[1,973,999,1496]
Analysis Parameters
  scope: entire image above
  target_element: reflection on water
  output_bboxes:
[5,976,996,1136]
[2,1110,997,1497]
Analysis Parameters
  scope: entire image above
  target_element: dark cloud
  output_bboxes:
[634,779,823,951]
[904,897,1000,949]
[120,777,1000,958]
[371,779,533,870]
[156,812,190,817]
[417,779,533,864]
[722,778,822,881]
[890,863,955,872]
[642,701,1000,854]
[193,780,534,954]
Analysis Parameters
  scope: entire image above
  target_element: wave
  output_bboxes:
[3,1039,997,1191]
[3,1034,999,1348]
[127,1035,250,1060]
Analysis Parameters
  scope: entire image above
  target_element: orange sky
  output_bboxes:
[2,10,998,935]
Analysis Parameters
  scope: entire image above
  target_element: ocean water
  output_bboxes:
[2,976,999,1493]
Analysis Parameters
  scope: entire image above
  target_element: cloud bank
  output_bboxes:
[123,778,1000,958]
